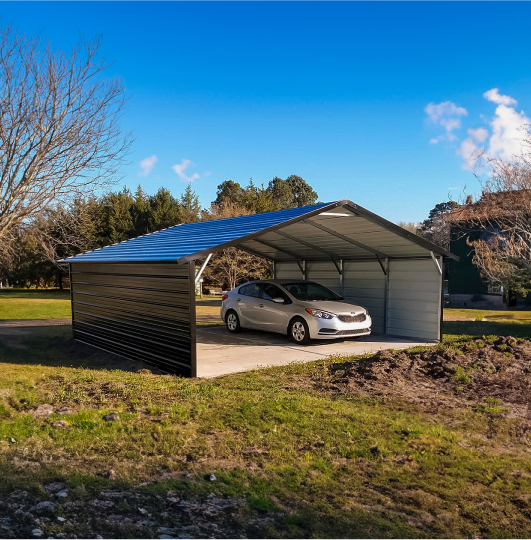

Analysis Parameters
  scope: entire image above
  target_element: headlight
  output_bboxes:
[305,308,336,319]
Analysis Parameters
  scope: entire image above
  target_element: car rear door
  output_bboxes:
[237,283,263,328]
[258,283,293,333]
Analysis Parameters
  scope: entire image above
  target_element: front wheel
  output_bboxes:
[226,310,242,333]
[289,318,311,344]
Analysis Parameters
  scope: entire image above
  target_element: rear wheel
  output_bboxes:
[289,317,311,344]
[226,310,242,333]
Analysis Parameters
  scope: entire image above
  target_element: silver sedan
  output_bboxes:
[220,279,372,344]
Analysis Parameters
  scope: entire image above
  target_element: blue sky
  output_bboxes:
[3,2,531,223]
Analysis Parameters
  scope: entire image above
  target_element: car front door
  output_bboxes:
[258,283,292,333]
[237,283,263,328]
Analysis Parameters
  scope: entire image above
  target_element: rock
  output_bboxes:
[157,527,177,535]
[103,412,120,422]
[94,536,103,539]
[9,437,16,443]
[33,404,55,418]
[138,507,148,515]
[10,490,28,498]
[205,473,216,482]
[106,469,117,479]
[44,483,66,494]
[32,501,55,513]
[57,516,66,522]
[56,490,68,498]
[57,407,74,415]
[31,529,43,537]
[53,421,67,429]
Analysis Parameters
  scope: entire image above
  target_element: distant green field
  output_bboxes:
[0,288,222,321]
[0,288,71,319]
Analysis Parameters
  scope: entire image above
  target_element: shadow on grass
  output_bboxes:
[0,325,163,373]
[443,319,531,339]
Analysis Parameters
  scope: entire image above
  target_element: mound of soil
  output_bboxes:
[324,337,531,419]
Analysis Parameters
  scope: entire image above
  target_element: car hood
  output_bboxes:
[296,300,366,315]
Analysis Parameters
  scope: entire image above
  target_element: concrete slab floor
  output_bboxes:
[196,326,433,378]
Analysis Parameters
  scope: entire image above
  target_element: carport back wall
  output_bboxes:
[70,261,196,376]
[275,257,441,340]
[275,260,386,334]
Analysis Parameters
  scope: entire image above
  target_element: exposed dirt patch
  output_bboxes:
[319,336,531,420]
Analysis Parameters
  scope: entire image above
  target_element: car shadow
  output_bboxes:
[196,324,371,348]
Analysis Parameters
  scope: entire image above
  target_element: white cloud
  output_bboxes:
[468,127,489,143]
[488,98,529,160]
[425,101,468,142]
[483,88,517,107]
[172,159,200,182]
[457,136,484,171]
[139,155,158,177]
[454,90,529,170]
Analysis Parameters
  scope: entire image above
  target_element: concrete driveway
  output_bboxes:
[197,326,432,377]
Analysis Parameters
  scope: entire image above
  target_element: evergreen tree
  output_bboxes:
[180,183,201,223]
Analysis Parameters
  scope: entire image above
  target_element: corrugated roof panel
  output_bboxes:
[61,199,458,264]
[62,203,335,263]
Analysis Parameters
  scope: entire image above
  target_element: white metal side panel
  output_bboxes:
[342,260,386,333]
[275,262,304,280]
[306,261,341,291]
[387,259,441,341]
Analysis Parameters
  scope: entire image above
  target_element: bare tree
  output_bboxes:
[200,201,271,290]
[455,124,531,296]
[0,22,131,249]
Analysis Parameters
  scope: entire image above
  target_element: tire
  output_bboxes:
[289,317,311,344]
[225,310,242,333]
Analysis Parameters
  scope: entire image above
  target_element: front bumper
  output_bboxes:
[306,314,372,340]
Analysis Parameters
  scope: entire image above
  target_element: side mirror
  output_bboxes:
[272,297,285,304]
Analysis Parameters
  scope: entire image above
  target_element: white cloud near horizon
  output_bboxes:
[456,89,529,170]
[172,159,200,182]
[425,101,468,143]
[139,155,158,177]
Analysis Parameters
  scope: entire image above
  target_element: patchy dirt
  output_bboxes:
[320,336,531,419]
[0,487,272,539]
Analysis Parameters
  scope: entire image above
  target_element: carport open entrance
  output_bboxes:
[63,199,457,377]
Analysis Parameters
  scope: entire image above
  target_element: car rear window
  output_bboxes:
[238,283,261,298]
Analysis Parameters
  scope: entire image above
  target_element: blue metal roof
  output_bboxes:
[61,202,337,263]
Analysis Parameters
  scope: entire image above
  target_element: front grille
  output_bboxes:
[335,328,370,336]
[338,313,366,323]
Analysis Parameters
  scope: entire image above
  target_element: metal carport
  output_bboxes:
[61,199,458,377]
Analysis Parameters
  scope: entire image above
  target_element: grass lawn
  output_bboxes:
[0,324,530,537]
[0,289,72,319]
[0,289,223,323]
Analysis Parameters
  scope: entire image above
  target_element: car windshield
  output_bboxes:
[281,282,343,301]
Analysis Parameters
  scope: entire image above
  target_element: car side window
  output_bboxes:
[262,284,290,303]
[239,283,261,298]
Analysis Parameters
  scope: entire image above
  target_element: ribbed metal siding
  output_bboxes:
[70,262,196,376]
[387,259,441,341]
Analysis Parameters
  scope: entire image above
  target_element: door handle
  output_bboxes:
[259,303,264,307]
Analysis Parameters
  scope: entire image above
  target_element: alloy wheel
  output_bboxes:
[292,321,305,342]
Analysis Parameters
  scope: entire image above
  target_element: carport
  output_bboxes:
[61,199,458,377]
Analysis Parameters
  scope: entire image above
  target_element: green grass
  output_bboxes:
[445,308,531,321]
[0,288,222,321]
[0,288,72,319]
[0,327,531,537]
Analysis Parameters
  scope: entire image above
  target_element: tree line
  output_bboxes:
[0,176,319,290]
